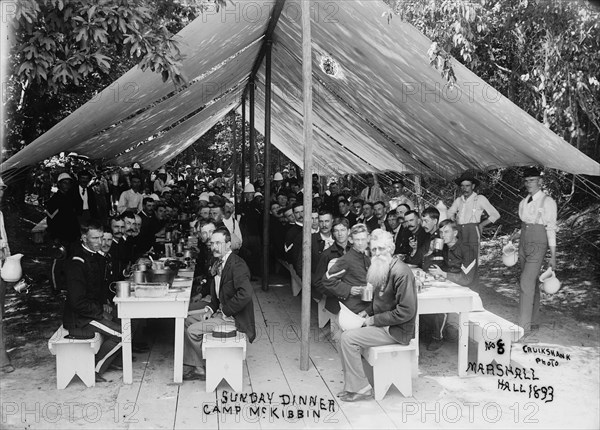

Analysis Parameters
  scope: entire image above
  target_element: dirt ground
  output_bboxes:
[1,203,599,429]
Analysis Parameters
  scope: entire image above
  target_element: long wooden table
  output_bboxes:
[415,274,479,377]
[114,278,192,384]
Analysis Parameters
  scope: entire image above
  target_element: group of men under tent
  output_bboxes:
[7,161,556,396]
[276,168,555,354]
[179,165,555,401]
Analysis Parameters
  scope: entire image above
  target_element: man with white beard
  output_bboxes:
[338,229,418,402]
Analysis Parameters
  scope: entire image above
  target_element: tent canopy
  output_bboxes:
[3,0,599,177]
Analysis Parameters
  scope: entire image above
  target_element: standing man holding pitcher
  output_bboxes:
[511,167,557,336]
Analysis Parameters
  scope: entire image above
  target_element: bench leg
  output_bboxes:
[317,299,331,328]
[372,353,413,400]
[475,334,512,367]
[205,348,245,392]
[55,347,95,389]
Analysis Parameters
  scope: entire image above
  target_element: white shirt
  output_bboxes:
[214,251,232,298]
[223,216,243,243]
[79,185,89,210]
[321,233,334,250]
[0,210,10,261]
[447,192,500,225]
[518,190,557,247]
[118,189,143,213]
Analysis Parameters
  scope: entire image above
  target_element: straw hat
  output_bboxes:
[57,173,73,182]
[454,171,480,187]
[243,183,255,193]
[274,172,283,181]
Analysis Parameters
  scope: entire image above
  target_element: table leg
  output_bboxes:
[174,317,184,383]
[413,315,420,378]
[122,318,133,384]
[458,312,468,377]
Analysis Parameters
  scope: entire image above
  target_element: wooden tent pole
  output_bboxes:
[249,80,256,183]
[230,110,238,209]
[262,40,273,292]
[300,0,314,371]
[241,96,246,191]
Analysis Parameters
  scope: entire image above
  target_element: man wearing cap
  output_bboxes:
[511,167,557,335]
[0,178,15,373]
[272,172,284,195]
[63,220,122,382]
[447,171,500,288]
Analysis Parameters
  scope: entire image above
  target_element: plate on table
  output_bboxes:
[407,264,418,268]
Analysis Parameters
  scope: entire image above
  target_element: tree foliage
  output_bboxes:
[4,0,225,157]
[386,0,600,160]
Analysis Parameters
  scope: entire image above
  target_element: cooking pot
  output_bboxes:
[151,268,177,285]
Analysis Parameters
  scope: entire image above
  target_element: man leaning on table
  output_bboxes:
[338,229,417,402]
[182,227,256,381]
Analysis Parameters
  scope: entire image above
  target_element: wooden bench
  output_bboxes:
[47,326,103,389]
[315,296,332,328]
[468,311,524,367]
[362,339,417,400]
[202,332,247,392]
[277,259,301,296]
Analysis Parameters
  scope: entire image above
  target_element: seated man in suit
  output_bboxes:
[182,227,256,381]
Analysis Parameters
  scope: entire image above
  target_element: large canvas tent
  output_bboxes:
[2,0,599,177]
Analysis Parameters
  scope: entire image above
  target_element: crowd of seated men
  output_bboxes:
[47,162,493,385]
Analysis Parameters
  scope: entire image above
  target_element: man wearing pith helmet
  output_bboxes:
[510,166,557,336]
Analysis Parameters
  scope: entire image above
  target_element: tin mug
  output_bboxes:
[110,281,131,298]
[132,270,148,284]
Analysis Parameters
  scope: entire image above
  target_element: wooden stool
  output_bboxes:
[202,332,247,392]
[48,326,103,389]
[468,310,524,367]
[362,340,417,400]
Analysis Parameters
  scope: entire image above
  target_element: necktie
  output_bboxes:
[211,258,223,276]
[527,196,533,203]
[367,187,372,200]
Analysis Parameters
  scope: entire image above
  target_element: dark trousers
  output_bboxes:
[518,224,547,332]
[420,313,447,341]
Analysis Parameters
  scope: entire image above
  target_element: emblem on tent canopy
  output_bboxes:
[319,55,343,79]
